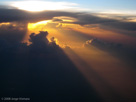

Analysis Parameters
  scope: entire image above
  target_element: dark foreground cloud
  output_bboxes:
[0,31,102,102]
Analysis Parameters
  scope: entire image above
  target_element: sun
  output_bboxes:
[11,1,77,12]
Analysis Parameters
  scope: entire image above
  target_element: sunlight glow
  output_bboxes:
[25,20,50,44]
[28,20,49,29]
[11,1,78,12]
[0,22,10,26]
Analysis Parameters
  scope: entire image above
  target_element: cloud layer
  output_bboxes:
[0,8,136,35]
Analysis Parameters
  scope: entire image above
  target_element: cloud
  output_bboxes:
[0,5,15,9]
[72,13,136,32]
[52,18,63,22]
[10,1,78,11]
[0,22,27,43]
[0,7,136,33]
[84,38,136,65]
[29,31,49,45]
[0,8,79,23]
[101,21,136,31]
[0,30,102,102]
[84,38,123,48]
[0,7,136,100]
[50,37,59,45]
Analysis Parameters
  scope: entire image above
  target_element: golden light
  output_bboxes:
[28,20,49,29]
[0,22,10,26]
[11,1,77,12]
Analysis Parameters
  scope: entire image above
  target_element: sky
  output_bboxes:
[0,0,136,102]
[1,0,136,14]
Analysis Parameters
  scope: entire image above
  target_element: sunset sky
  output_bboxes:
[0,0,136,102]
[1,0,136,11]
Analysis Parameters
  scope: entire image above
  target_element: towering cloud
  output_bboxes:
[0,31,102,102]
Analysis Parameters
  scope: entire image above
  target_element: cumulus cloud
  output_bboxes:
[84,38,136,65]
[50,37,59,45]
[29,31,49,45]
[84,38,124,49]
[0,30,102,102]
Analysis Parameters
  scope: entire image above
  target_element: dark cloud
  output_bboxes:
[84,38,123,49]
[0,22,27,43]
[74,14,117,25]
[72,14,136,32]
[0,5,15,9]
[52,18,63,22]
[0,30,102,102]
[0,9,78,23]
[101,21,136,31]
[0,8,136,33]
[84,38,136,67]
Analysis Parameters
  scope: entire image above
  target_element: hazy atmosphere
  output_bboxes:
[0,0,136,102]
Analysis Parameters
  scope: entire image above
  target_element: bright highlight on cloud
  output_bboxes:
[10,1,78,11]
